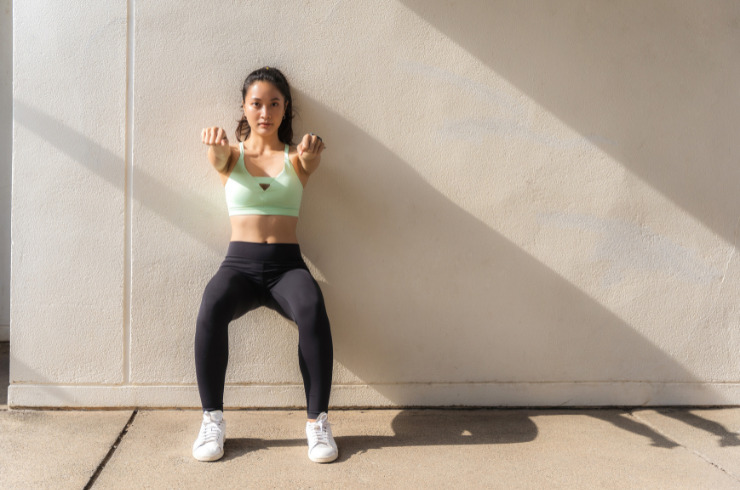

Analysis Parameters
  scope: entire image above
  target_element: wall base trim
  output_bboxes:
[8,382,740,409]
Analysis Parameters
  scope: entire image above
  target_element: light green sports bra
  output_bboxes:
[224,142,303,217]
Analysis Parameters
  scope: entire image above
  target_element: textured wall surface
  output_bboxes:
[10,2,127,389]
[1,0,10,341]
[9,0,740,408]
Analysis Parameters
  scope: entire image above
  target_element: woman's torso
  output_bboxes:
[219,143,309,244]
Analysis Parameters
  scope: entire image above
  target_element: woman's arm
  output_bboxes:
[297,132,326,175]
[201,126,233,174]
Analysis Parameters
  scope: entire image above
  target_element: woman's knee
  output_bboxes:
[272,270,331,329]
[291,276,329,320]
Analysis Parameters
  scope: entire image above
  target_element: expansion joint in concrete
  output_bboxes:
[84,409,138,490]
[629,409,740,484]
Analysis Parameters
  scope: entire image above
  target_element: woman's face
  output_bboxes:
[243,81,286,136]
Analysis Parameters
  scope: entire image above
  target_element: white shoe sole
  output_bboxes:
[193,450,224,462]
[308,451,338,463]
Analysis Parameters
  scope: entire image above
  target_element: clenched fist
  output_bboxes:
[297,133,326,166]
[201,126,229,145]
[201,127,231,170]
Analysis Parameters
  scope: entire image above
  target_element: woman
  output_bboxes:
[193,66,337,463]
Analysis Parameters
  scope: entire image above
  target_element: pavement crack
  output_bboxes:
[630,410,740,484]
[84,409,138,489]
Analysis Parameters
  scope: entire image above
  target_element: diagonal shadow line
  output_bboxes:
[108,0,732,402]
[13,94,706,404]
[13,100,227,254]
[291,92,703,400]
[398,0,740,245]
[13,94,706,403]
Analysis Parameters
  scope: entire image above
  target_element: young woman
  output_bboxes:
[193,67,337,463]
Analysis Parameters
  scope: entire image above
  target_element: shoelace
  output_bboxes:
[308,419,330,447]
[199,420,223,445]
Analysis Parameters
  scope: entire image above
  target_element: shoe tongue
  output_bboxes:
[207,411,223,422]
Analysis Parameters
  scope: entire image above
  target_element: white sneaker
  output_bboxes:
[306,412,338,463]
[192,410,226,462]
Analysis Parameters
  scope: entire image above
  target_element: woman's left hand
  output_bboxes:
[297,133,326,165]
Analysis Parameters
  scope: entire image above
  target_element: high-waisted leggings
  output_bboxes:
[194,241,333,418]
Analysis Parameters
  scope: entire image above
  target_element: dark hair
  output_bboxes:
[236,66,295,145]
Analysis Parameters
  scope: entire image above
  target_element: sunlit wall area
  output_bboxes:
[10,2,127,390]
[9,1,740,408]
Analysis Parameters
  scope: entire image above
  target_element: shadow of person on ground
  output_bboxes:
[656,408,740,448]
[221,409,538,463]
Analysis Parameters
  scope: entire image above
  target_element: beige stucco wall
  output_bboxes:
[1,0,10,341]
[9,1,740,408]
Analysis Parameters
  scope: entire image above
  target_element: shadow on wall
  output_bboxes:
[13,101,228,256]
[14,92,701,406]
[399,0,740,244]
[2,343,80,407]
[296,93,699,397]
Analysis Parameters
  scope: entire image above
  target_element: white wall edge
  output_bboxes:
[0,325,8,342]
[8,382,740,409]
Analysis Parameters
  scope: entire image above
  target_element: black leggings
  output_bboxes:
[194,241,333,418]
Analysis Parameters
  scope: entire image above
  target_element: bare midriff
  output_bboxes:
[229,214,300,244]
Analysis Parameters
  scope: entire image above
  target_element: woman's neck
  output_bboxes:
[244,134,283,155]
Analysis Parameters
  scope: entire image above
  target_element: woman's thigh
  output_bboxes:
[198,266,263,324]
[267,268,329,325]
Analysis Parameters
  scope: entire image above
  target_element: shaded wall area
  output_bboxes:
[1,0,11,341]
[8,1,740,408]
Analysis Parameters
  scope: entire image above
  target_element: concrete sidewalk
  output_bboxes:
[2,343,740,489]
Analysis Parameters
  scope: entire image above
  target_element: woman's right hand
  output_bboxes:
[201,127,231,171]
[202,126,229,148]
